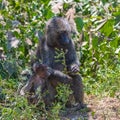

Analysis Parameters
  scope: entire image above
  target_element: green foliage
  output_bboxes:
[75,17,84,32]
[0,0,120,119]
[47,84,72,120]
[78,0,120,96]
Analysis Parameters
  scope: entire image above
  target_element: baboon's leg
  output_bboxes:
[42,81,56,107]
[70,74,84,105]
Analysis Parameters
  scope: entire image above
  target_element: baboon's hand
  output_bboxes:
[46,67,54,76]
[70,64,80,73]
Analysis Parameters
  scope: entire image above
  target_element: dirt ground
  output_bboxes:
[62,94,120,120]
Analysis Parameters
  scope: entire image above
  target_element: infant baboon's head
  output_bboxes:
[33,63,51,79]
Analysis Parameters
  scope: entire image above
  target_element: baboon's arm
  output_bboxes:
[65,40,80,72]
[41,40,55,68]
[49,69,72,84]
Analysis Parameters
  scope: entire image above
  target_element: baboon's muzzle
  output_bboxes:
[59,33,70,45]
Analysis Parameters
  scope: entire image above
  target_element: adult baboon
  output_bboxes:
[33,17,84,108]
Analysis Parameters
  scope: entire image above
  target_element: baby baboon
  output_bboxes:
[20,63,49,104]
[20,63,72,105]
[34,17,84,108]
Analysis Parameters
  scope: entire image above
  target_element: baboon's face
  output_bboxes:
[46,17,72,47]
[57,30,70,46]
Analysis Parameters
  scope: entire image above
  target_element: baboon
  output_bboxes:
[33,17,84,108]
[20,63,49,104]
[20,63,72,105]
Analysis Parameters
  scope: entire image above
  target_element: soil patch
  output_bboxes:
[62,95,120,120]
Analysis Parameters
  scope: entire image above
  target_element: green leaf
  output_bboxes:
[101,0,108,5]
[100,19,114,36]
[41,0,50,5]
[42,7,54,20]
[115,15,120,24]
[75,17,84,32]
[46,9,54,19]
[110,37,119,48]
[63,3,69,10]
[92,37,98,49]
[74,0,80,2]
[4,61,17,76]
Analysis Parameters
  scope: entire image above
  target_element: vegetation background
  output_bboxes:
[0,0,120,119]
